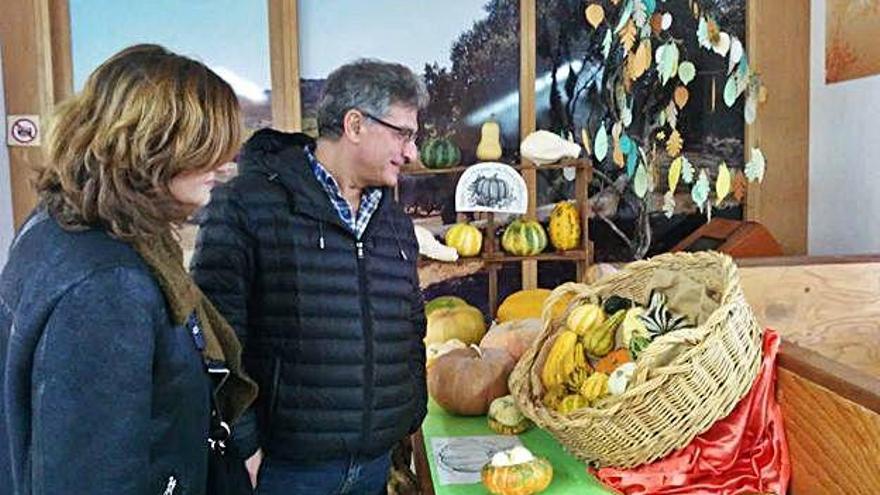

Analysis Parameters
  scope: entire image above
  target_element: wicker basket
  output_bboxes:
[508,251,764,468]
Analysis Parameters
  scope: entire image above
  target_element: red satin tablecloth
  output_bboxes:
[593,330,790,495]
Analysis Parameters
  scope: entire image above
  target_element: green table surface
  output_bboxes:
[420,399,614,494]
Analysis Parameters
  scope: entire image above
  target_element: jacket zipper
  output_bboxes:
[355,240,374,448]
[267,356,282,434]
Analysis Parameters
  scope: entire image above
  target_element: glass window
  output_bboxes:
[70,0,271,131]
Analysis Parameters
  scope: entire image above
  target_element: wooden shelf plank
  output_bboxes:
[401,159,592,176]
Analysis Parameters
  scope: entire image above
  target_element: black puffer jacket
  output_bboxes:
[191,130,427,464]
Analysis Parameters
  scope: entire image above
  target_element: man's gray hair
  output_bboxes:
[317,59,429,139]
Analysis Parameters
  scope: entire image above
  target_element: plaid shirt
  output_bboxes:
[305,148,383,239]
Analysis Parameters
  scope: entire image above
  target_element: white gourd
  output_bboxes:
[414,225,459,262]
[520,130,582,165]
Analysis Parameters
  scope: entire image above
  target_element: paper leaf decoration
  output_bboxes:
[580,128,592,155]
[723,74,739,107]
[633,163,649,198]
[585,3,605,28]
[633,0,648,28]
[697,17,710,49]
[663,190,676,218]
[662,12,672,30]
[745,147,766,183]
[603,29,613,59]
[643,0,657,15]
[733,169,748,202]
[745,90,757,124]
[678,61,696,86]
[621,20,637,53]
[666,129,683,157]
[615,0,634,33]
[674,86,690,108]
[630,39,652,80]
[620,134,634,155]
[595,123,609,161]
[613,141,625,167]
[668,156,682,192]
[692,169,710,212]
[728,36,744,74]
[712,32,731,57]
[715,162,731,205]
[655,42,680,85]
[622,106,633,127]
[650,13,663,34]
[681,155,695,183]
[666,100,679,129]
[626,145,638,176]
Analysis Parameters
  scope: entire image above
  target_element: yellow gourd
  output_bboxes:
[476,119,503,160]
[579,372,609,403]
[548,201,581,251]
[496,289,551,322]
[582,309,625,358]
[566,303,605,337]
[445,223,483,257]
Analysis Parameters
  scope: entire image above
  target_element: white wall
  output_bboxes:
[0,48,15,267]
[810,0,880,255]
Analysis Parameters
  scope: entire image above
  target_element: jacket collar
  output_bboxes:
[237,129,391,236]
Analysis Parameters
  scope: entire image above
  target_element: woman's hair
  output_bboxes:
[35,44,242,240]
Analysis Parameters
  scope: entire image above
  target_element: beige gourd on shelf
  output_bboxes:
[476,119,503,161]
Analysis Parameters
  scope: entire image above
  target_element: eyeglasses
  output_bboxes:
[361,111,418,144]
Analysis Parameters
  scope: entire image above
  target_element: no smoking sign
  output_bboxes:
[6,115,41,146]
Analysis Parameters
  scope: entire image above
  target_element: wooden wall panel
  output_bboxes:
[778,369,880,495]
[0,0,59,226]
[268,0,301,131]
[745,0,810,254]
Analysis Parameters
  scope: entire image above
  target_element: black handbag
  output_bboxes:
[206,366,254,495]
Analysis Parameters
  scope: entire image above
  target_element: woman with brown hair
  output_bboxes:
[0,44,257,495]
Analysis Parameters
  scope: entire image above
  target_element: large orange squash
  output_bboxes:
[427,346,515,416]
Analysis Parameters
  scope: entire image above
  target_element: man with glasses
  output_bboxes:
[191,59,428,494]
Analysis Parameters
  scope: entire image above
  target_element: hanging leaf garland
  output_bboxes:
[666,129,683,157]
[595,123,609,162]
[715,162,731,205]
[678,61,696,85]
[668,156,683,192]
[732,169,748,202]
[585,3,605,29]
[681,155,695,184]
[745,147,766,183]
[663,190,676,218]
[633,163,649,198]
[692,169,710,212]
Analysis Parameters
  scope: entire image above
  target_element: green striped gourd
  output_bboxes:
[420,137,461,169]
[445,223,483,257]
[501,219,547,256]
[548,201,581,251]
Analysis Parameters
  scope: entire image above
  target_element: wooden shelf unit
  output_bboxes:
[402,158,594,316]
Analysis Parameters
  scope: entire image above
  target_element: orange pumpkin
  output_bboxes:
[427,345,515,416]
[481,456,554,495]
[594,348,632,374]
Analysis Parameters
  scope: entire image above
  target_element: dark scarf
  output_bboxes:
[134,230,258,422]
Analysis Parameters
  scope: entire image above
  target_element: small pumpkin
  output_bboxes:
[595,348,632,374]
[501,218,548,256]
[428,345,515,416]
[480,318,542,362]
[482,447,553,495]
[445,223,483,257]
[487,395,532,435]
[425,305,487,346]
[548,201,581,251]
[424,295,469,317]
[420,136,461,169]
[496,289,552,322]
